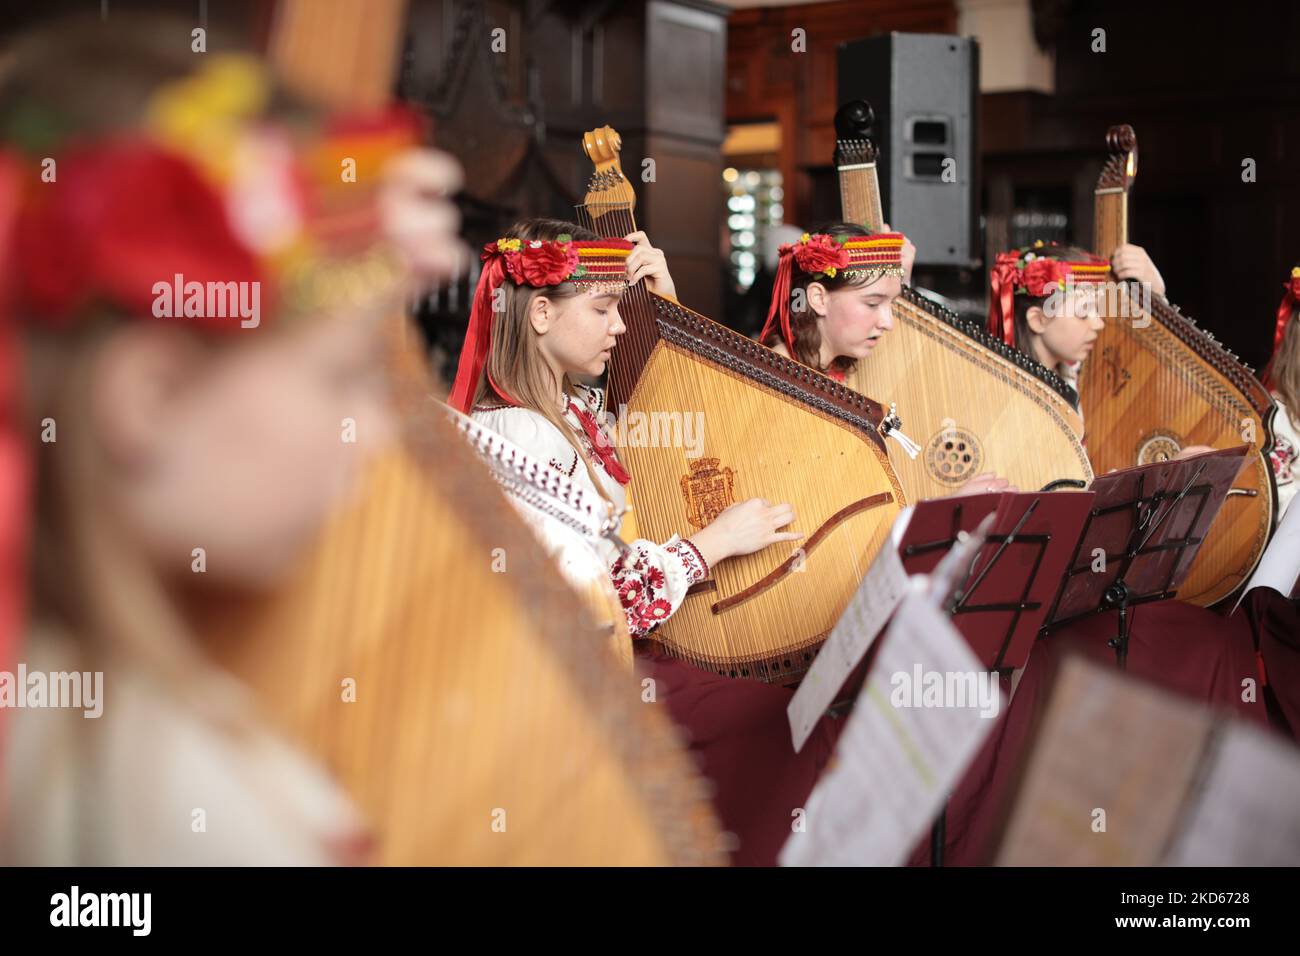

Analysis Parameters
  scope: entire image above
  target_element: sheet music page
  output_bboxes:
[780,591,1002,866]
[1235,492,1300,610]
[786,510,913,753]
[995,657,1211,866]
[1164,722,1300,866]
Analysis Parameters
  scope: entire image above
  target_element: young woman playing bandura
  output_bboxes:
[447,219,844,866]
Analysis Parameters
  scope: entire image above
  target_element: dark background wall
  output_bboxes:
[395,0,729,373]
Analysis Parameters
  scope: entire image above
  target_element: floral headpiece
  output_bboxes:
[484,236,631,290]
[446,235,634,413]
[1263,265,1300,389]
[987,240,1110,345]
[0,55,419,679]
[760,231,907,357]
[2,54,419,334]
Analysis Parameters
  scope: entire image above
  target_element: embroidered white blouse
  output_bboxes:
[1270,396,1298,519]
[472,385,709,638]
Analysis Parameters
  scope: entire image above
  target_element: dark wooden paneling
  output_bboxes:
[981,0,1300,371]
[648,2,727,143]
[726,0,958,227]
[399,0,729,367]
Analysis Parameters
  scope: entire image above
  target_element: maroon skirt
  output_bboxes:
[1247,587,1300,736]
[634,643,843,867]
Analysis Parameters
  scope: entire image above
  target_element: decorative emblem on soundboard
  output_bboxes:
[681,457,736,529]
[1136,431,1183,465]
[1101,345,1132,397]
[925,427,983,485]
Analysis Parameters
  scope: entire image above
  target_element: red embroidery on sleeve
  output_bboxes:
[667,538,709,583]
[1270,434,1296,487]
[610,540,702,637]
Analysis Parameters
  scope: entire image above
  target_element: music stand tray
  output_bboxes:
[1044,446,1250,668]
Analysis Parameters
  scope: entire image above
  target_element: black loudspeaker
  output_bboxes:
[837,33,980,268]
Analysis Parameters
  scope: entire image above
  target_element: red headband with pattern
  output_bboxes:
[446,236,634,412]
[760,231,906,357]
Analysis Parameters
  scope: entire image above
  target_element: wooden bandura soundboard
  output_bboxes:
[581,125,907,685]
[1080,125,1277,606]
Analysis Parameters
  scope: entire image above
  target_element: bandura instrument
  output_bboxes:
[834,100,1094,498]
[580,124,907,685]
[205,0,724,865]
[1080,125,1277,606]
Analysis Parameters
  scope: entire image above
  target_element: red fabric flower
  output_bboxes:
[504,240,579,287]
[791,234,850,276]
[16,139,262,329]
[618,578,644,607]
[643,599,672,621]
[1020,258,1067,297]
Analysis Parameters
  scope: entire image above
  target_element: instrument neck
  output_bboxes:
[1094,186,1128,258]
[579,201,655,410]
[269,0,406,108]
[837,162,886,233]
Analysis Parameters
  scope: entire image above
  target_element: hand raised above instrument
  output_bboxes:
[688,498,803,569]
[624,231,678,301]
[951,472,1018,497]
[881,222,916,285]
[379,147,470,287]
[1110,243,1166,298]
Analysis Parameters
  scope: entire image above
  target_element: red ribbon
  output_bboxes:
[987,251,1021,345]
[1263,271,1300,389]
[569,401,631,486]
[0,150,30,720]
[760,246,797,355]
[447,245,519,412]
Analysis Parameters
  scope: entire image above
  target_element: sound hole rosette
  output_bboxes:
[1136,431,1184,465]
[925,426,983,485]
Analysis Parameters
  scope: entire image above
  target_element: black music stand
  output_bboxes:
[898,491,1093,867]
[900,491,1095,674]
[1044,447,1250,669]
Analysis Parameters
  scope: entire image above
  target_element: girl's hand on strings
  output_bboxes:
[624,231,678,301]
[1173,445,1216,461]
[952,472,1017,497]
[690,498,802,568]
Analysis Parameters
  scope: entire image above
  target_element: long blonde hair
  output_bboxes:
[1272,304,1300,415]
[474,218,621,504]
